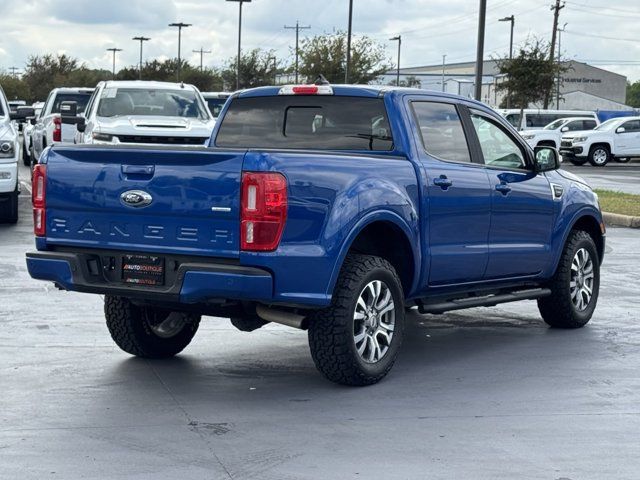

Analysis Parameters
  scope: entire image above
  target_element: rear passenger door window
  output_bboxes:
[583,120,597,130]
[470,113,527,170]
[411,102,471,163]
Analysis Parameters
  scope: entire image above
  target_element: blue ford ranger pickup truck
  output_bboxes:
[26,84,605,386]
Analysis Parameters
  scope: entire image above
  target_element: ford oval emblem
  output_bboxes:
[120,190,153,208]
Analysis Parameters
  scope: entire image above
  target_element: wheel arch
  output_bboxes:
[326,211,421,301]
[552,210,605,274]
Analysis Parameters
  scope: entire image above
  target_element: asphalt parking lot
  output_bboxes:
[2,162,640,479]
[561,159,640,195]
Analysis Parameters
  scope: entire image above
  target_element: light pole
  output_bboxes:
[169,22,192,82]
[499,15,515,108]
[227,0,252,90]
[106,48,123,79]
[268,56,277,84]
[390,35,401,86]
[345,0,354,83]
[556,22,567,109]
[441,54,446,92]
[193,48,212,71]
[132,36,150,80]
[474,0,487,101]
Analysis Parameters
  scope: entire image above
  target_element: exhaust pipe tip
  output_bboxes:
[256,304,308,330]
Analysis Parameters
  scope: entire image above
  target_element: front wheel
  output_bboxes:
[22,142,30,166]
[307,254,405,386]
[105,296,201,358]
[589,145,610,167]
[538,230,600,328]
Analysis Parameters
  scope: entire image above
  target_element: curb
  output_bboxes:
[603,212,640,229]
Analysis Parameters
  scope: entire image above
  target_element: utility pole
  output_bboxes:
[285,21,311,84]
[106,48,123,79]
[499,15,515,108]
[390,36,401,86]
[441,54,446,92]
[545,0,565,108]
[345,0,354,83]
[556,22,567,109]
[8,67,20,79]
[169,22,192,82]
[193,48,212,71]
[227,0,252,91]
[268,56,277,84]
[132,36,150,80]
[474,0,487,101]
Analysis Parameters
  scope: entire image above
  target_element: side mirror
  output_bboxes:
[561,126,569,132]
[76,118,86,133]
[616,127,626,134]
[30,118,37,126]
[534,146,560,173]
[60,101,78,118]
[9,106,35,122]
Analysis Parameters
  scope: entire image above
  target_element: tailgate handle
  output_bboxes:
[122,165,155,175]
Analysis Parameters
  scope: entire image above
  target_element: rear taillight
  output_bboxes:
[32,165,46,237]
[241,172,287,251]
[52,116,61,142]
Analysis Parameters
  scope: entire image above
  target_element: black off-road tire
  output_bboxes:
[0,188,19,224]
[307,254,405,386]
[588,145,610,167]
[614,157,631,163]
[538,230,600,329]
[22,142,30,166]
[105,296,201,358]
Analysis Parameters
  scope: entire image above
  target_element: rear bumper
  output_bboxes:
[26,251,273,304]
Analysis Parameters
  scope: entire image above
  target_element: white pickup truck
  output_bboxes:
[560,116,640,166]
[520,117,599,150]
[73,81,215,147]
[0,87,26,223]
[31,87,93,161]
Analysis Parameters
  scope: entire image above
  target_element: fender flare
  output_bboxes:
[550,206,603,273]
[324,209,421,301]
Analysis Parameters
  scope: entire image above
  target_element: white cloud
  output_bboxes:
[0,0,638,86]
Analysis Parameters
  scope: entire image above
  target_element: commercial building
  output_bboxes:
[377,60,632,111]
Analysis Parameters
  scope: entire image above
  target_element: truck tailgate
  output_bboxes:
[43,146,244,258]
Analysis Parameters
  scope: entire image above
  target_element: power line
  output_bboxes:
[564,29,639,44]
[564,1,640,15]
[284,21,311,83]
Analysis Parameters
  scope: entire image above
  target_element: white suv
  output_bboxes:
[0,86,22,223]
[75,81,215,147]
[520,117,599,150]
[560,116,640,167]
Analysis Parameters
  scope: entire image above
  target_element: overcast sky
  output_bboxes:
[1,0,639,82]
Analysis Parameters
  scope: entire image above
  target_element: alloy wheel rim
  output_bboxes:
[570,248,595,312]
[146,311,187,338]
[353,280,395,364]
[593,149,607,164]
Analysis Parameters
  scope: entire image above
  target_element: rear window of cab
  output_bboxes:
[215,96,394,151]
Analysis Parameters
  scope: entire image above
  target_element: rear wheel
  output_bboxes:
[0,188,18,224]
[538,230,600,328]
[307,254,405,386]
[105,296,201,358]
[589,145,610,167]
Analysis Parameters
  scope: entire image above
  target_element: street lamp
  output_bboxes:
[106,48,123,79]
[499,14,515,108]
[132,36,151,80]
[168,22,192,82]
[389,35,401,86]
[227,0,252,90]
[345,0,354,83]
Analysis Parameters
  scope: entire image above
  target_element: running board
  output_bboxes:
[418,288,552,315]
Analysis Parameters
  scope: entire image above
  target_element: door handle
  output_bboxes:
[433,176,453,190]
[495,183,512,195]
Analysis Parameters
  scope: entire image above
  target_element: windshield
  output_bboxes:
[544,119,566,130]
[595,118,624,131]
[97,87,209,119]
[205,97,227,118]
[52,93,92,114]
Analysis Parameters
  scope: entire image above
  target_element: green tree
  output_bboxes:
[388,75,422,88]
[22,54,80,101]
[626,81,640,108]
[221,49,277,90]
[117,59,224,91]
[0,74,30,101]
[495,39,568,125]
[297,31,390,84]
